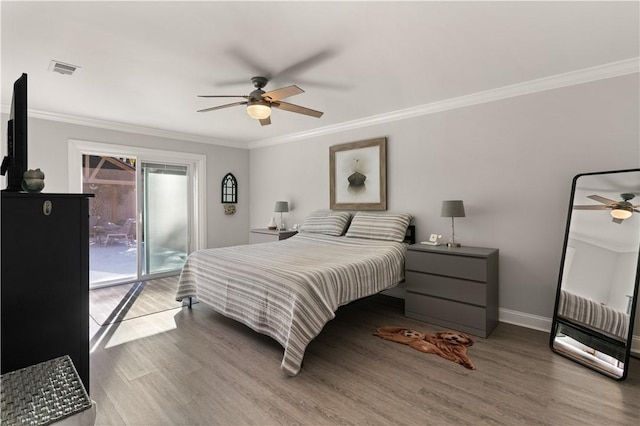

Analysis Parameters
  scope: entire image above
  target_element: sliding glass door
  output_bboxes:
[83,155,138,285]
[72,141,206,289]
[141,162,189,276]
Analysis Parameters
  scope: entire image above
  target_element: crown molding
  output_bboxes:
[0,107,246,149]
[2,58,637,150]
[249,57,640,149]
[32,110,245,148]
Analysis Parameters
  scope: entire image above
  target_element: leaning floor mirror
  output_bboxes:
[550,168,640,380]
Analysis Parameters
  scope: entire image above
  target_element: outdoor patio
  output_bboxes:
[89,239,187,286]
[89,241,137,285]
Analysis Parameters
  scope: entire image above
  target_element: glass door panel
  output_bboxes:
[142,162,189,276]
[83,154,137,287]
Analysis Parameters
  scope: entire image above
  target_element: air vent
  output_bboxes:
[48,60,80,75]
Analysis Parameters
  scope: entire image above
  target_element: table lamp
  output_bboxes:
[441,200,465,247]
[274,201,289,230]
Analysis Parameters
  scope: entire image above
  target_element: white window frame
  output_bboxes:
[67,139,207,254]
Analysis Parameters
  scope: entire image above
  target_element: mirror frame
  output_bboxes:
[221,173,237,204]
[550,168,640,380]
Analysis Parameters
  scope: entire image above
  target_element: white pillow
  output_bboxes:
[345,211,413,242]
[299,210,352,236]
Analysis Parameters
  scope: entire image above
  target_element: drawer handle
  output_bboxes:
[43,200,52,216]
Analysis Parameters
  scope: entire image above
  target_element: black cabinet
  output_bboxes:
[1,192,92,392]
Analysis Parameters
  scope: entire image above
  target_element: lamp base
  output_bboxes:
[447,242,461,248]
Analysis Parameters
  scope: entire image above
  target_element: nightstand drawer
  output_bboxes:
[405,271,486,306]
[405,293,486,331]
[406,250,487,282]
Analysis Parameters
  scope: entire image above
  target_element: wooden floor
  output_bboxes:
[90,295,640,425]
[89,277,182,325]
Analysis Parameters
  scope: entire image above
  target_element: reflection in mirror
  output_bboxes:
[551,169,640,380]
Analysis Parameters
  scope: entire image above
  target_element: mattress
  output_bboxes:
[175,232,407,375]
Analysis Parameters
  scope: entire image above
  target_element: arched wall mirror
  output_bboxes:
[550,168,640,380]
[221,173,237,204]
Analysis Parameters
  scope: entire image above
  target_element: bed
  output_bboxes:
[175,211,413,375]
[558,289,629,340]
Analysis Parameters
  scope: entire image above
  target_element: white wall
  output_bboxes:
[564,238,618,305]
[249,74,640,332]
[0,115,250,249]
[611,252,639,315]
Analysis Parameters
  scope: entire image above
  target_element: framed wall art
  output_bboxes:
[330,137,387,210]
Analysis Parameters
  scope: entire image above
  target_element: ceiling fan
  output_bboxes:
[574,193,640,223]
[197,76,323,126]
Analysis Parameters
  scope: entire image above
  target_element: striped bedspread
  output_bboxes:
[175,232,407,375]
[558,289,629,340]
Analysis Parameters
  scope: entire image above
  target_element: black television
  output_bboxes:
[1,73,28,192]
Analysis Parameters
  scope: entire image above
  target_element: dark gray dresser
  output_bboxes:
[404,244,499,338]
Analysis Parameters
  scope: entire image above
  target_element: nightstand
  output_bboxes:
[249,228,298,244]
[404,244,499,338]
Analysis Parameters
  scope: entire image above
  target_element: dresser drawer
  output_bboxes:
[405,293,487,332]
[405,271,486,306]
[406,250,487,282]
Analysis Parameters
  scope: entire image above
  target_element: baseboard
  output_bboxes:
[498,307,553,333]
[381,291,640,355]
[498,307,640,356]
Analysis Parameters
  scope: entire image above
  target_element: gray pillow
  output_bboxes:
[299,210,352,236]
[345,211,413,242]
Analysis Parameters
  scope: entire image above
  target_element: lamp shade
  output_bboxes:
[441,200,465,218]
[247,101,271,119]
[611,208,632,220]
[274,201,289,213]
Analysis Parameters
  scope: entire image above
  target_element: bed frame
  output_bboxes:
[405,225,416,245]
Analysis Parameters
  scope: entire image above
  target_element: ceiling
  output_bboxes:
[1,1,639,149]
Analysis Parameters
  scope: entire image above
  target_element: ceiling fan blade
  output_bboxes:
[573,205,609,210]
[197,101,247,113]
[225,47,272,79]
[272,101,323,118]
[259,116,271,126]
[262,85,304,102]
[275,49,337,80]
[292,78,353,90]
[198,95,248,98]
[587,195,617,205]
[215,78,252,87]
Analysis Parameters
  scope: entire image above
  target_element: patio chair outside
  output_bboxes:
[104,218,136,247]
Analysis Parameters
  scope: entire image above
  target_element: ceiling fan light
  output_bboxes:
[611,208,633,220]
[247,102,271,119]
